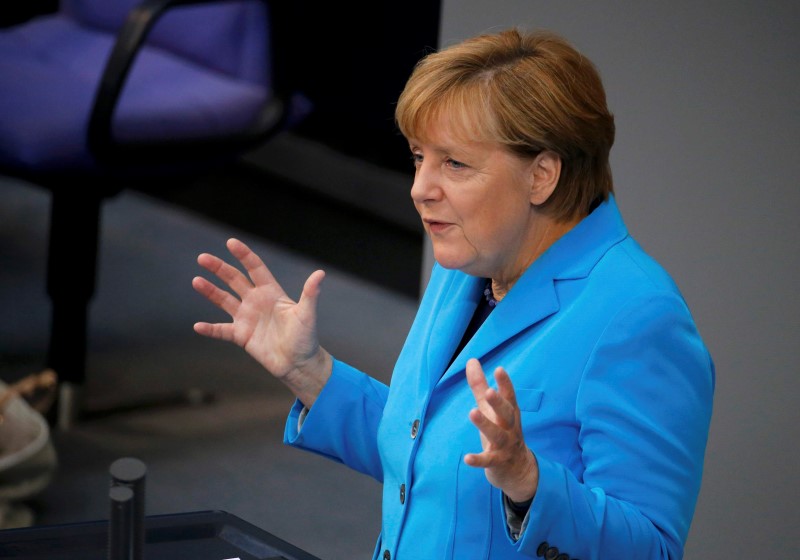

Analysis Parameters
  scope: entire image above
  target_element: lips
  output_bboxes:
[426,220,453,234]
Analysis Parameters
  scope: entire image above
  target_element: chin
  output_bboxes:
[431,249,473,273]
[431,252,459,270]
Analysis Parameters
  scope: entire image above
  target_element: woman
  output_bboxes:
[192,28,714,559]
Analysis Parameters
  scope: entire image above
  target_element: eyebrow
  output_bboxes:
[408,137,477,158]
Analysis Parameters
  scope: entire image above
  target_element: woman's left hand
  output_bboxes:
[464,358,539,504]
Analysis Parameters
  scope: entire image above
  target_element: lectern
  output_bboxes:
[0,457,322,560]
[0,510,322,560]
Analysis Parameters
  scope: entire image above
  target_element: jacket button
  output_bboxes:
[537,542,549,557]
[383,550,390,560]
[545,547,562,560]
[410,419,420,438]
[400,483,406,504]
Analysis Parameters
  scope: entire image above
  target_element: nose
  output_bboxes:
[410,160,440,204]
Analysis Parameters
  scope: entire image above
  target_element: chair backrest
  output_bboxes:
[61,0,270,86]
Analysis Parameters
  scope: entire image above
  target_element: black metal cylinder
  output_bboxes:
[109,457,146,560]
[108,485,134,560]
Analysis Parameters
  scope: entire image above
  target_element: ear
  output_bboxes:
[529,151,562,206]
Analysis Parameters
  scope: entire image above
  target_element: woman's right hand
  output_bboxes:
[192,238,332,407]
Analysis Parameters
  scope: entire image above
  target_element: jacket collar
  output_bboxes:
[439,194,629,379]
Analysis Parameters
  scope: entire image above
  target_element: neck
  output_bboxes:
[491,213,582,301]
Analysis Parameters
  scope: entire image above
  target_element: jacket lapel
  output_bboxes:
[423,273,483,387]
[438,195,629,382]
[442,272,560,380]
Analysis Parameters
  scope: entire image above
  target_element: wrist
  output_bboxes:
[283,348,333,408]
[505,448,539,504]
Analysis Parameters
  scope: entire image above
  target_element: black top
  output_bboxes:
[449,279,496,369]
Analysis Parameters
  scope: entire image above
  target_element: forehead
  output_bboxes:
[409,105,494,149]
[407,115,491,160]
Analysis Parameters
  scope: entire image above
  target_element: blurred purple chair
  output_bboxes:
[0,0,310,427]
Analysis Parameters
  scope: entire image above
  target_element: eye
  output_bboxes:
[445,157,466,170]
[410,152,423,167]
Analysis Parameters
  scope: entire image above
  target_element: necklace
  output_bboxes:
[483,280,497,308]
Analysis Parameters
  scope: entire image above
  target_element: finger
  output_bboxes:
[463,451,492,468]
[226,238,281,289]
[193,320,235,342]
[192,275,246,317]
[482,385,518,431]
[465,358,490,405]
[196,251,256,300]
[468,407,509,448]
[493,367,520,411]
[480,367,520,430]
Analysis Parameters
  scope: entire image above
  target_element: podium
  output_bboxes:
[0,509,323,560]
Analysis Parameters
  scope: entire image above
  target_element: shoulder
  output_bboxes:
[550,231,704,350]
[590,235,687,304]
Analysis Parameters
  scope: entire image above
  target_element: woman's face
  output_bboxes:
[408,119,545,283]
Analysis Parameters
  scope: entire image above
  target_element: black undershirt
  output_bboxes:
[448,279,496,370]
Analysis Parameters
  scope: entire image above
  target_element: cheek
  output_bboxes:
[470,200,515,237]
[463,212,494,243]
[472,200,530,248]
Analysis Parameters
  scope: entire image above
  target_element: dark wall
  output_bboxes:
[278,3,442,174]
[0,0,57,27]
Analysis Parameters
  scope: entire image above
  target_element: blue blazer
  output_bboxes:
[285,195,715,559]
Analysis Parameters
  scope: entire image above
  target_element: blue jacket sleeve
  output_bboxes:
[516,292,715,559]
[283,358,389,482]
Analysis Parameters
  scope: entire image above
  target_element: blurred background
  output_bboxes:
[1,1,798,559]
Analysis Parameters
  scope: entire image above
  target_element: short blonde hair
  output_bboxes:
[395,28,615,220]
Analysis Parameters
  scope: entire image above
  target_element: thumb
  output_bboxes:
[298,269,326,317]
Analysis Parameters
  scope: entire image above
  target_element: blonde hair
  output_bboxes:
[395,28,615,220]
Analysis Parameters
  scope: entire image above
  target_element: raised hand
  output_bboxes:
[192,238,332,406]
[463,358,539,504]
